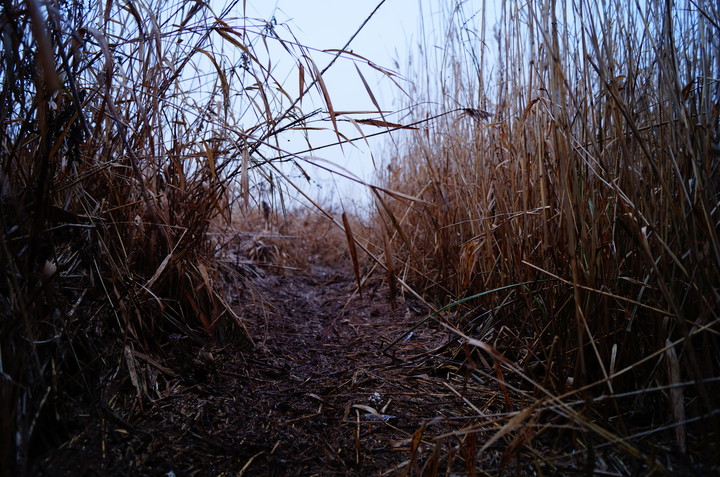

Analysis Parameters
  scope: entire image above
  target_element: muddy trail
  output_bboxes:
[32,255,515,476]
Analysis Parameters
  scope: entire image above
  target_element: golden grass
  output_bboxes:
[376,0,720,469]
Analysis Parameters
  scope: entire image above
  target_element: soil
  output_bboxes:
[30,253,519,476]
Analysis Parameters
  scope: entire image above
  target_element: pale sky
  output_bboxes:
[221,1,485,212]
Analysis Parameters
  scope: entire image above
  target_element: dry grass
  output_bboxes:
[4,0,719,473]
[222,204,370,272]
[376,0,720,472]
[0,1,388,474]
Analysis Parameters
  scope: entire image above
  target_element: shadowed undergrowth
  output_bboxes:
[0,0,390,474]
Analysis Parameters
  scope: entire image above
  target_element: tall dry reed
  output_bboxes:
[378,0,719,468]
[0,0,373,473]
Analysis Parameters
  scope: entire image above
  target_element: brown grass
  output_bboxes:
[4,0,719,473]
[376,0,720,471]
[0,1,387,474]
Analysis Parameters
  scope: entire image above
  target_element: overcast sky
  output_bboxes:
[224,1,483,211]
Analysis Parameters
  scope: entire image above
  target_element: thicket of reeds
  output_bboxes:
[378,0,720,470]
[0,1,372,473]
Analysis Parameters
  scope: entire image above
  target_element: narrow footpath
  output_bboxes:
[34,259,504,476]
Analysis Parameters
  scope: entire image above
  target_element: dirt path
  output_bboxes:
[206,262,461,475]
[34,260,505,476]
